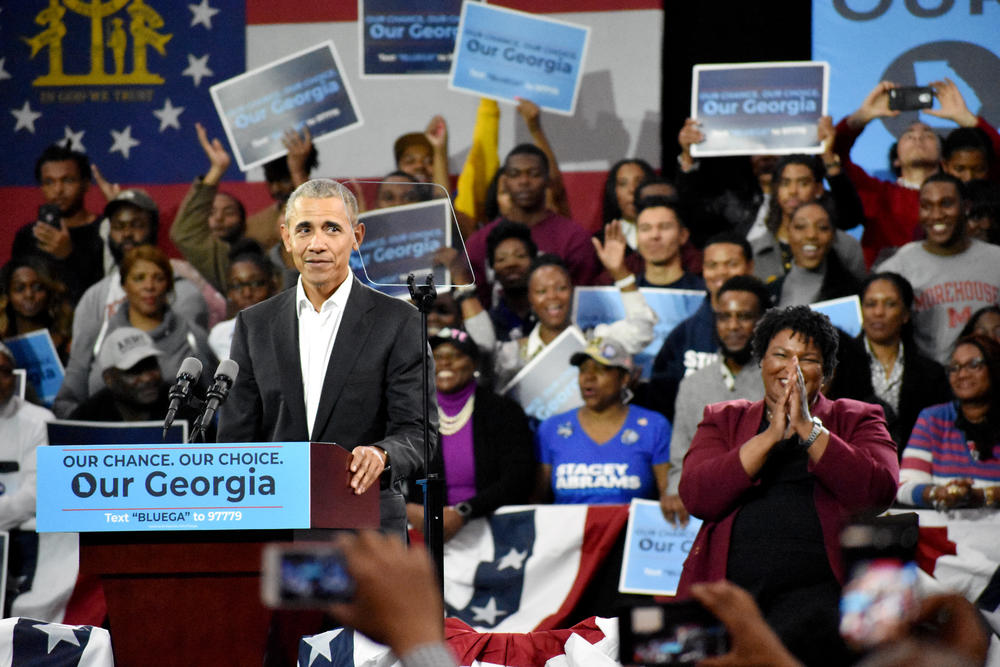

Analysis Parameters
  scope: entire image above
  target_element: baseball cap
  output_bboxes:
[103,188,159,220]
[570,336,633,372]
[98,327,163,372]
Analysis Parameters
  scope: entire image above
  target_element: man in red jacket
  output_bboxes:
[834,78,1000,266]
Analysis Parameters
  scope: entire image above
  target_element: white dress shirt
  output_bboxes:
[296,276,353,435]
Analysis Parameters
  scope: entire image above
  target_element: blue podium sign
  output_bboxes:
[619,499,702,596]
[210,41,362,171]
[449,2,590,115]
[37,442,312,533]
[691,61,829,157]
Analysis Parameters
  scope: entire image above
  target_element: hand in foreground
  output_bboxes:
[329,531,444,656]
[91,163,121,202]
[348,445,385,495]
[908,593,990,665]
[33,217,72,259]
[689,581,802,667]
[659,494,690,528]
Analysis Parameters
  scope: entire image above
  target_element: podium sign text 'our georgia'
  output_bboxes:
[36,442,312,532]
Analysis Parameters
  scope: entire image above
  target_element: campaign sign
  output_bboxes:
[354,198,452,287]
[572,288,705,380]
[47,420,188,446]
[360,0,469,77]
[210,42,362,171]
[449,3,590,115]
[691,62,829,157]
[811,295,863,338]
[4,330,64,407]
[813,2,1000,181]
[36,442,312,533]
[501,327,586,422]
[619,499,702,596]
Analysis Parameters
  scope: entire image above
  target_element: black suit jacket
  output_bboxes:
[217,278,438,536]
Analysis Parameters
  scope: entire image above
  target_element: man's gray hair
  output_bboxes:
[284,178,360,227]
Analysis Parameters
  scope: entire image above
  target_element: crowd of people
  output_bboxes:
[3,76,1000,664]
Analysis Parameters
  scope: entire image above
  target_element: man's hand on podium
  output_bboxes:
[349,445,386,495]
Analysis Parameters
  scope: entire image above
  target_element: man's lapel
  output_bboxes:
[272,290,308,437]
[310,280,375,441]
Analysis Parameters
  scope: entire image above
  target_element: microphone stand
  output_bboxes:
[407,273,444,595]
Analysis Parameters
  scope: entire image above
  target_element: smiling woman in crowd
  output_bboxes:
[535,335,670,505]
[406,328,534,540]
[678,306,897,665]
[777,200,861,307]
[491,251,655,389]
[858,272,950,451]
[54,245,216,417]
[897,334,1000,511]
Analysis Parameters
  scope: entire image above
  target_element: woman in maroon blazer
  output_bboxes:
[677,306,898,665]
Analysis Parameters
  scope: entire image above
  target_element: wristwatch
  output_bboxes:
[454,502,473,521]
[802,416,825,449]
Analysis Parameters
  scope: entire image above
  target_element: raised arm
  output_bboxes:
[516,97,571,219]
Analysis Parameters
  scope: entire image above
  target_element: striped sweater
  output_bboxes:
[897,402,1000,506]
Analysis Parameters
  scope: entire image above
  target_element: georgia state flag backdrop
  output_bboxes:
[1,1,245,186]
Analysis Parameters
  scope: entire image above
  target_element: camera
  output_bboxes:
[260,543,355,608]
[888,86,934,112]
[619,600,729,665]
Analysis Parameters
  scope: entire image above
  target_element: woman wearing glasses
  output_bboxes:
[897,334,1000,510]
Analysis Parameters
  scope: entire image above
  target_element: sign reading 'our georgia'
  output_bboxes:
[36,442,312,532]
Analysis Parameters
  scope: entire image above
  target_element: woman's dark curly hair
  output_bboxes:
[751,305,840,380]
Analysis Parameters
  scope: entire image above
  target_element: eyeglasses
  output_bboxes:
[947,357,986,375]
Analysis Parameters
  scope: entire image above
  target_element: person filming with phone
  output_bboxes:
[677,306,899,665]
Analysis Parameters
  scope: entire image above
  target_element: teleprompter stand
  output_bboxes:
[408,273,445,592]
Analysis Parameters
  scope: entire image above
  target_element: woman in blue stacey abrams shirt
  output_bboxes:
[536,336,671,504]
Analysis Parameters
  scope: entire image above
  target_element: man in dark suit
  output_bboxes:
[218,178,436,538]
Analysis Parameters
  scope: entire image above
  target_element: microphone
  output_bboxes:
[191,359,239,440]
[163,357,202,438]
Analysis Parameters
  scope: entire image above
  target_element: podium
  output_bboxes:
[70,442,379,666]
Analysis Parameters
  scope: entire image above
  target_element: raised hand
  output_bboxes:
[283,126,313,185]
[515,97,541,133]
[424,115,448,150]
[90,163,121,202]
[848,81,899,129]
[591,219,628,281]
[926,78,978,128]
[195,122,231,185]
